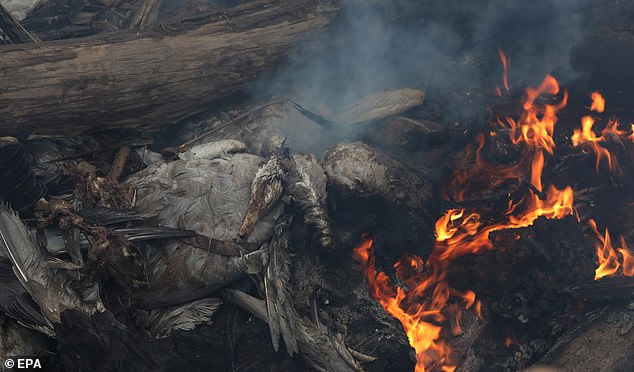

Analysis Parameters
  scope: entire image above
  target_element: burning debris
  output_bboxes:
[0,1,633,371]
[352,65,634,371]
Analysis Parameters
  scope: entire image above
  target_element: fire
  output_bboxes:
[503,75,566,154]
[355,74,576,371]
[590,219,634,280]
[496,47,510,95]
[571,93,632,175]
[355,237,473,372]
[590,92,605,113]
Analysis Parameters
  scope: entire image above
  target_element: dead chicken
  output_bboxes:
[322,141,436,260]
[0,258,52,336]
[0,203,105,326]
[239,136,288,238]
[287,153,334,251]
[120,140,278,308]
[229,215,375,371]
[119,237,266,309]
[127,139,279,244]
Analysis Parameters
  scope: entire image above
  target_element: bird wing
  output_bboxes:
[264,217,298,355]
[146,297,222,338]
[0,259,52,335]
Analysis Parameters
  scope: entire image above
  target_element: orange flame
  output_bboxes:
[503,75,566,154]
[355,237,477,372]
[590,92,605,113]
[498,48,510,93]
[355,75,576,371]
[571,94,632,175]
[571,116,617,174]
[590,219,634,280]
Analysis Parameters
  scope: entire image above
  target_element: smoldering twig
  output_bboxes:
[106,146,131,181]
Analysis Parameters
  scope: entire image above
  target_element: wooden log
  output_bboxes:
[0,0,335,136]
[569,276,634,302]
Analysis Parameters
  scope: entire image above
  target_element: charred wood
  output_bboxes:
[452,217,597,371]
[570,276,634,302]
[331,89,425,126]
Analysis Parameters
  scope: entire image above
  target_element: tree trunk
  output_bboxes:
[0,0,335,136]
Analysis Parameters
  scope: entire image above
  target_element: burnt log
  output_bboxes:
[570,276,634,302]
[449,217,598,371]
[0,0,335,136]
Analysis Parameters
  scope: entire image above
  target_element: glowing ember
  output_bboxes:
[590,219,634,280]
[355,74,576,371]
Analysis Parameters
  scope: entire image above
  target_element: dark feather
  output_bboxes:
[55,310,162,372]
[77,207,151,226]
[143,297,222,339]
[264,217,298,355]
[116,226,196,242]
[0,202,105,324]
[0,259,51,334]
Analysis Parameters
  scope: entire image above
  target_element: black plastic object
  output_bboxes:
[0,137,46,214]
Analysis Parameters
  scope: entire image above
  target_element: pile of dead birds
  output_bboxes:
[0,88,444,371]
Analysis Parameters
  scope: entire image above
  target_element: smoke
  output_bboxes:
[251,0,589,124]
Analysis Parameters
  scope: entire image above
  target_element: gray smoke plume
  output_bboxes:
[251,0,589,125]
